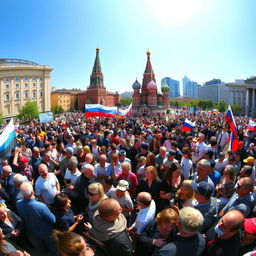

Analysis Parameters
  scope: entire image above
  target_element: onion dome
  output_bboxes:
[147,80,157,89]
[132,79,141,89]
[161,84,169,92]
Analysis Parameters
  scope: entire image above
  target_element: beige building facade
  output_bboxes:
[0,59,53,120]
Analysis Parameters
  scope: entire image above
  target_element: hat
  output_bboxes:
[191,181,214,197]
[244,218,256,234]
[243,156,255,163]
[66,147,74,154]
[118,150,126,156]
[219,152,225,158]
[238,141,244,147]
[167,150,176,157]
[116,180,129,191]
[140,142,149,150]
[19,156,28,163]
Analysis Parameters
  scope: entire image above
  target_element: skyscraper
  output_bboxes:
[161,77,180,98]
[182,75,200,98]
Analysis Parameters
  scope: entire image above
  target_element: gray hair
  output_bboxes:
[197,159,210,169]
[20,182,34,198]
[13,174,27,185]
[68,157,78,167]
[179,207,204,234]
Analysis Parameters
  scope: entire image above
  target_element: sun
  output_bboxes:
[148,0,202,26]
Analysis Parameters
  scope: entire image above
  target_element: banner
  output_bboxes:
[39,112,54,123]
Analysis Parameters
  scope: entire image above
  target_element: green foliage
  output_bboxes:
[51,106,64,115]
[18,101,39,120]
[169,99,180,107]
[0,113,4,125]
[185,100,198,107]
[198,100,213,110]
[217,100,227,112]
[231,103,242,115]
[120,98,132,106]
[74,98,80,111]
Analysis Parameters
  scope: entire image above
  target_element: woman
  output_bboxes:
[119,139,131,159]
[160,163,182,210]
[136,208,178,256]
[54,193,84,232]
[20,143,32,159]
[76,146,85,170]
[180,147,193,180]
[87,183,107,221]
[53,230,94,256]
[216,164,236,210]
[0,203,23,245]
[176,180,196,208]
[136,166,161,214]
[50,141,58,161]
[150,134,161,155]
[90,140,100,161]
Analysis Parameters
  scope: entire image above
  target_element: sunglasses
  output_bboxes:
[88,191,99,196]
[237,183,241,189]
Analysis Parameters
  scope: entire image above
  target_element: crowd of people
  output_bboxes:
[0,110,255,256]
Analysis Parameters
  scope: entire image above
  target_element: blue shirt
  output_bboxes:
[209,170,222,186]
[17,198,56,238]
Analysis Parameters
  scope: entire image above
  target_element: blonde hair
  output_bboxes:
[83,145,91,154]
[0,202,13,222]
[88,182,105,199]
[156,208,178,225]
[177,180,195,201]
[53,230,85,256]
[121,162,131,172]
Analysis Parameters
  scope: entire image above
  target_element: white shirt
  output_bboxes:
[192,142,207,163]
[180,157,193,179]
[133,200,156,235]
[64,168,81,197]
[215,159,227,173]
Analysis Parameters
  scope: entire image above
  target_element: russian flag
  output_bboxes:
[0,119,17,159]
[181,119,195,132]
[85,104,117,117]
[225,105,238,152]
[117,103,133,117]
[247,120,256,132]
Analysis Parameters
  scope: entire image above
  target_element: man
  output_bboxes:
[1,165,15,197]
[17,182,56,255]
[59,146,75,177]
[153,207,205,256]
[75,163,96,213]
[208,159,221,186]
[29,146,42,180]
[129,192,156,235]
[118,150,131,164]
[155,146,167,170]
[84,198,132,256]
[205,210,244,256]
[94,154,110,179]
[192,181,218,233]
[13,153,33,182]
[171,141,182,163]
[216,127,229,154]
[215,152,227,173]
[243,156,256,182]
[191,133,207,164]
[207,137,218,159]
[219,177,254,217]
[162,150,179,171]
[12,173,28,208]
[35,163,60,207]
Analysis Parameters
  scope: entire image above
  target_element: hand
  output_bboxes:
[8,251,31,256]
[153,238,167,247]
[66,184,74,190]
[54,170,61,175]
[84,222,92,230]
[11,229,21,237]
[76,214,84,223]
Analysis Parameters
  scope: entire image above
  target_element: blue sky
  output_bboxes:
[1,0,255,94]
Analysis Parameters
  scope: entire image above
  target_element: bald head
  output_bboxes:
[20,182,34,199]
[99,198,121,220]
[137,192,152,207]
[2,165,12,177]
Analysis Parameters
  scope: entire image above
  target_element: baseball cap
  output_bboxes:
[167,150,176,157]
[66,147,74,154]
[243,156,255,163]
[238,141,244,147]
[118,150,126,156]
[191,181,214,197]
[244,218,256,234]
[19,156,28,163]
[116,180,129,191]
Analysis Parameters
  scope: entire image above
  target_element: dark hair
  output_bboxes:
[54,193,69,215]
[171,141,178,148]
[164,162,181,182]
[182,147,192,159]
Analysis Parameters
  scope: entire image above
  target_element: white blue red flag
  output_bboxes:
[85,104,117,117]
[181,119,195,132]
[225,105,238,152]
[117,103,132,117]
[247,120,256,132]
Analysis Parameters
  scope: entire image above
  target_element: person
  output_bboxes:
[94,154,110,180]
[170,141,182,163]
[155,146,167,178]
[180,147,193,180]
[87,182,107,221]
[107,153,122,180]
[160,163,182,210]
[29,147,42,180]
[1,165,15,201]
[12,154,33,182]
[53,230,94,256]
[161,150,179,172]
[16,182,56,255]
[35,163,60,207]
[84,198,132,256]
[191,133,207,164]
[205,209,244,256]
[118,150,131,164]
[106,180,134,225]
[191,181,218,233]
[136,208,178,256]
[53,193,84,232]
[176,180,196,208]
[216,127,229,154]
[129,192,156,235]
[219,177,254,217]
[215,152,227,173]
[208,159,221,186]
[153,207,205,256]
[59,147,75,178]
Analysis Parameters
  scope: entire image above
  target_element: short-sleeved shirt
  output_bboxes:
[55,208,75,231]
[35,173,59,204]
[118,172,138,197]
[94,163,110,177]
[64,168,81,197]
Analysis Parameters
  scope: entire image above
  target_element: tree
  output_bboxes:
[120,98,132,106]
[0,113,4,125]
[51,106,64,115]
[170,99,180,107]
[18,101,39,120]
[74,98,80,111]
[217,100,227,112]
[231,103,242,115]
[186,100,198,107]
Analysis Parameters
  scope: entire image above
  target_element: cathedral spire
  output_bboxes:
[142,50,155,88]
[89,48,104,89]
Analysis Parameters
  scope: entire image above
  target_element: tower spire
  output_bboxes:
[89,48,104,89]
[142,50,155,88]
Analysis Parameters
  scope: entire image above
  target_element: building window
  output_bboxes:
[15,77,20,81]
[32,76,37,81]
[5,84,10,89]
[25,83,29,88]
[40,91,43,97]
[15,84,20,88]
[24,76,29,81]
[15,93,20,100]
[33,83,36,87]
[40,83,43,87]
[5,94,10,101]
[40,76,43,81]
[24,92,29,99]
[5,78,10,82]
[33,91,37,98]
